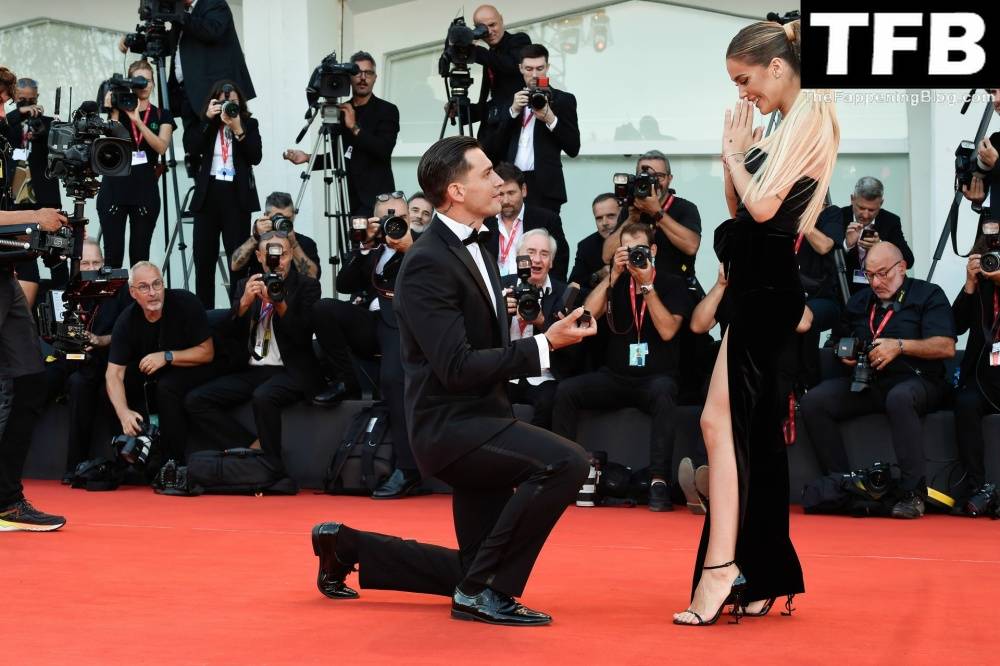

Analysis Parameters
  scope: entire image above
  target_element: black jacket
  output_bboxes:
[482,205,570,280]
[394,217,543,477]
[500,273,576,379]
[488,88,580,206]
[186,115,262,213]
[335,238,414,330]
[1,111,61,208]
[953,279,1000,407]
[471,31,531,160]
[167,0,256,114]
[227,269,324,397]
[569,232,606,292]
[835,205,915,293]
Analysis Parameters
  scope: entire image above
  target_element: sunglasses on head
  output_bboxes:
[376,191,405,202]
[260,230,290,241]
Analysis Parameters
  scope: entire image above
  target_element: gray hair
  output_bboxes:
[637,149,671,175]
[854,176,884,200]
[82,239,103,257]
[517,228,557,256]
[128,260,161,285]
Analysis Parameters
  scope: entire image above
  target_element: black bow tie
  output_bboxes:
[462,228,492,246]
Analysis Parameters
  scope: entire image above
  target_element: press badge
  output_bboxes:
[215,167,234,182]
[11,148,29,162]
[344,146,353,160]
[853,269,869,285]
[629,342,649,368]
[991,342,1000,367]
[132,150,148,166]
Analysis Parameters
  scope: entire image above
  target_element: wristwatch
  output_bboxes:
[652,211,664,223]
[639,283,655,295]
[164,351,174,365]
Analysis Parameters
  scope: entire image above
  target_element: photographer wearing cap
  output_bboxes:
[553,221,694,512]
[502,229,573,430]
[229,191,321,288]
[283,52,399,217]
[959,89,1000,213]
[312,191,422,499]
[99,60,176,269]
[950,221,1000,515]
[185,233,323,475]
[799,243,956,519]
[489,44,579,214]
[106,262,215,466]
[483,162,568,280]
[838,177,915,296]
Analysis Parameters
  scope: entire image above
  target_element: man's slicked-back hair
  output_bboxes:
[416,136,483,208]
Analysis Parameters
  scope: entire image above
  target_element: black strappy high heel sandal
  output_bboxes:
[742,594,796,617]
[674,560,747,626]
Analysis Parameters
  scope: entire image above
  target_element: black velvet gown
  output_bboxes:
[692,149,816,602]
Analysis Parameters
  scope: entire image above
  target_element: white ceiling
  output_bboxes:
[346,0,789,20]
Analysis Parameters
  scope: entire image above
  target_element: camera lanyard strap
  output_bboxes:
[218,126,233,169]
[498,219,521,267]
[868,303,894,341]
[629,271,654,344]
[129,105,153,148]
[661,194,675,213]
[251,302,274,360]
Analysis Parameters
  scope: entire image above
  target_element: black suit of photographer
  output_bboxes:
[470,30,531,163]
[185,270,323,466]
[312,235,418,474]
[166,0,256,133]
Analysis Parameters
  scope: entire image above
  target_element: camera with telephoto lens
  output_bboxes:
[954,140,991,192]
[112,420,159,467]
[124,0,183,59]
[97,73,149,113]
[306,52,360,105]
[378,208,408,241]
[37,266,129,360]
[513,254,543,322]
[613,171,657,203]
[965,482,1000,518]
[836,337,876,392]
[270,213,293,233]
[628,244,652,269]
[47,101,132,200]
[16,100,47,137]
[527,77,552,111]
[261,243,286,303]
[979,220,1000,272]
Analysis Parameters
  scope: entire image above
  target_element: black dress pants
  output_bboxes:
[953,385,998,491]
[551,368,679,479]
[506,379,559,431]
[193,180,251,308]
[184,365,303,462]
[352,423,589,598]
[800,375,946,490]
[97,192,161,269]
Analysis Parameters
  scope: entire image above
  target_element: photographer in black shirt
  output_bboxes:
[106,262,215,465]
[552,221,693,511]
[99,60,176,269]
[800,243,956,519]
[229,191,321,287]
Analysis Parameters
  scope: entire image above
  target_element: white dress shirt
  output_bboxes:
[495,204,525,277]
[436,211,551,371]
[209,127,234,179]
[510,106,558,172]
[365,246,397,312]
[508,275,555,386]
[249,304,283,367]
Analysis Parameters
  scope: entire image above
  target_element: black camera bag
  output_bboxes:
[323,403,394,495]
[71,458,126,492]
[184,448,298,495]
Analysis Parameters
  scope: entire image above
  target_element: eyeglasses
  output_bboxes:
[356,70,377,79]
[132,278,164,294]
[16,78,38,88]
[863,260,902,283]
[376,191,405,202]
[640,169,669,179]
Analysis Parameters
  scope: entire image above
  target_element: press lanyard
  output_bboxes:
[521,107,533,128]
[219,126,232,169]
[629,273,653,343]
[868,303,894,340]
[498,219,521,266]
[517,318,530,338]
[794,233,805,254]
[661,194,675,213]
[130,105,153,148]
[254,302,273,358]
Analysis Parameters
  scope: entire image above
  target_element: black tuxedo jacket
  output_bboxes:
[488,88,580,206]
[500,273,577,380]
[167,0,256,114]
[394,217,543,477]
[227,270,324,396]
[834,205,915,291]
[1,113,61,208]
[483,206,570,280]
[471,31,531,159]
[186,116,262,213]
[569,231,606,290]
[336,239,413,330]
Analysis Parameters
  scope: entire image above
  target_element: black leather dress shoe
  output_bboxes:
[311,523,359,599]
[451,587,552,626]
[371,469,422,500]
[312,382,350,407]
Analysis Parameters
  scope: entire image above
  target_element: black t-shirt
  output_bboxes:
[109,289,209,366]
[841,278,955,382]
[604,270,692,377]
[245,232,322,280]
[98,104,175,206]
[646,192,701,280]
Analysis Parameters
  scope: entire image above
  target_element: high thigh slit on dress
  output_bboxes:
[691,149,816,602]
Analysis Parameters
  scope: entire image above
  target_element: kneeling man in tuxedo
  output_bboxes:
[310,135,597,626]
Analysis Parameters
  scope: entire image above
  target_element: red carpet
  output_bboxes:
[4,480,999,665]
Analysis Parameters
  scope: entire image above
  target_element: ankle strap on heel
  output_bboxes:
[702,560,736,570]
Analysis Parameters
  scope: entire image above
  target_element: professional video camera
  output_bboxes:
[836,337,876,392]
[46,101,132,200]
[261,243,286,303]
[37,266,129,360]
[513,254,543,322]
[613,171,657,203]
[124,0,184,59]
[97,73,150,113]
[527,77,552,111]
[306,52,360,105]
[439,17,488,70]
[377,208,408,241]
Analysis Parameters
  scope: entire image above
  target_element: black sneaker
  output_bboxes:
[891,491,925,519]
[648,480,674,512]
[0,499,66,532]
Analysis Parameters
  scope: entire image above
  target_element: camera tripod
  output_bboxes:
[440,64,476,139]
[926,91,996,282]
[293,102,352,292]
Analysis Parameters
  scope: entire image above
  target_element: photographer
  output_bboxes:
[185,233,323,473]
[312,192,422,499]
[406,191,433,232]
[185,79,261,308]
[0,66,66,531]
[960,89,1000,212]
[950,224,1000,514]
[106,262,215,466]
[283,52,399,217]
[489,44,579,214]
[502,229,573,429]
[552,221,693,511]
[230,191,321,286]
[45,241,133,482]
[98,60,175,269]
[569,193,619,294]
[837,177,915,296]
[799,243,956,519]
[484,162,568,280]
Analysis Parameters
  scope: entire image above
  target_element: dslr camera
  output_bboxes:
[513,254,543,322]
[613,171,658,203]
[306,52,360,104]
[16,99,47,138]
[112,421,160,467]
[979,219,1000,272]
[212,84,240,118]
[98,73,150,113]
[377,208,408,241]
[261,243,286,303]
[269,213,293,233]
[955,140,992,192]
[527,77,552,110]
[965,482,1000,518]
[836,337,876,392]
[124,0,184,59]
[628,244,653,269]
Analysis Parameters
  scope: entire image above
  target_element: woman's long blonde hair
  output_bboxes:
[727,20,840,233]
